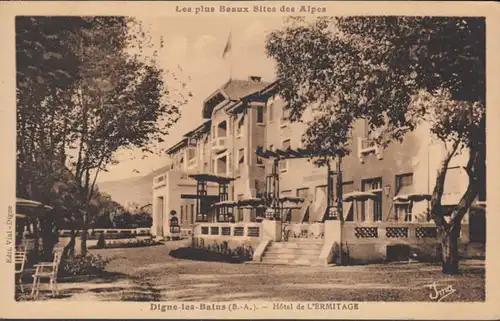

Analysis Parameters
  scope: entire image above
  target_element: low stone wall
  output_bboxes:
[191,223,262,261]
[340,222,471,264]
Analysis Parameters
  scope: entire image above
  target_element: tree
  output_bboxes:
[266,16,485,274]
[16,17,187,256]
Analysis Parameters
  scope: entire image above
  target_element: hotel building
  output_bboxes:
[152,76,486,240]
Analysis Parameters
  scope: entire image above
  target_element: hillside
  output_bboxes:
[97,164,171,208]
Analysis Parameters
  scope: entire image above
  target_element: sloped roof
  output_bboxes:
[220,79,271,100]
[202,78,273,118]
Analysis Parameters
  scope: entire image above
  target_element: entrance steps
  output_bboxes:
[260,240,324,266]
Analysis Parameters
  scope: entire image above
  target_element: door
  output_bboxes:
[156,197,164,237]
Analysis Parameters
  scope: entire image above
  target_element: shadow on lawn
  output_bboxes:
[169,247,245,264]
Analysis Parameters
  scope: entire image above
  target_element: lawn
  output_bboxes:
[79,240,485,302]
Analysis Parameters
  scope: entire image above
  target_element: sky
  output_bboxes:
[97,16,286,182]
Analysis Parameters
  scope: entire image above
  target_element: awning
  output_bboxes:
[279,196,304,203]
[237,198,264,206]
[212,200,237,207]
[343,191,377,202]
[16,198,53,210]
[281,205,302,210]
[394,192,431,202]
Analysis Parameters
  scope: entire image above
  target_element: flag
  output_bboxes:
[222,32,232,59]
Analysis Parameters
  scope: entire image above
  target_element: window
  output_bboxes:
[187,148,196,167]
[190,204,194,224]
[256,146,264,167]
[180,206,184,224]
[281,105,290,127]
[257,106,264,124]
[395,202,412,222]
[282,139,291,150]
[268,101,274,122]
[361,177,382,222]
[237,194,244,222]
[236,116,244,137]
[279,140,290,172]
[236,149,244,177]
[396,173,413,193]
[296,188,309,200]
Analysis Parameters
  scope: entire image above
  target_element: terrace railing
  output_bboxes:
[193,222,261,240]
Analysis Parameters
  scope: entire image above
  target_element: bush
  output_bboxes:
[60,254,111,277]
[96,233,106,248]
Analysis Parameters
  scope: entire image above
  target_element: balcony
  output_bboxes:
[357,136,383,163]
[211,136,227,152]
[187,157,197,168]
[153,174,166,188]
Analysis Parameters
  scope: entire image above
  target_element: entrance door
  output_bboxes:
[156,197,164,237]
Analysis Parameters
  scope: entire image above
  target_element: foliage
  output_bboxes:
[60,253,111,276]
[16,16,189,255]
[266,16,484,154]
[266,16,485,273]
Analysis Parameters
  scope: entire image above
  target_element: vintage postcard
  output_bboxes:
[0,0,499,319]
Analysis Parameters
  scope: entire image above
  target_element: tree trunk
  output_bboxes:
[63,229,76,258]
[440,223,461,275]
[80,228,88,257]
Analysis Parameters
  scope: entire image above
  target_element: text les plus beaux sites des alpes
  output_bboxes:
[175,5,327,15]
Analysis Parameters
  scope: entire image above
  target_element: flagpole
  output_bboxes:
[222,30,233,81]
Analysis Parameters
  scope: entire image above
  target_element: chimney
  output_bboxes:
[248,76,262,83]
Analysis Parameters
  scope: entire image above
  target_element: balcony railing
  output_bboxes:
[153,174,166,188]
[194,222,261,239]
[211,137,226,151]
[360,137,376,150]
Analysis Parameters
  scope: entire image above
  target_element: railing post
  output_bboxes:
[378,225,386,239]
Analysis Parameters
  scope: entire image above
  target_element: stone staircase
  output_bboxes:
[260,240,324,266]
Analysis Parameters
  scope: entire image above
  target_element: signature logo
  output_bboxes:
[426,282,456,302]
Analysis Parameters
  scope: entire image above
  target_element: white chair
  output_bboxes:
[31,251,62,299]
[15,249,27,293]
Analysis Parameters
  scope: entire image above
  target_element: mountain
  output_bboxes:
[97,164,171,209]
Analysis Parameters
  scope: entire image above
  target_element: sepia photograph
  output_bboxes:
[2,1,497,319]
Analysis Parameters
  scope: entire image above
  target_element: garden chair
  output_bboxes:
[31,250,62,299]
[15,249,27,293]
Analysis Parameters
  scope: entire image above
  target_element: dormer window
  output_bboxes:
[248,76,261,82]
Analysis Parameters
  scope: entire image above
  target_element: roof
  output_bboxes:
[202,78,273,119]
[166,138,188,155]
[221,79,272,100]
[183,120,211,139]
